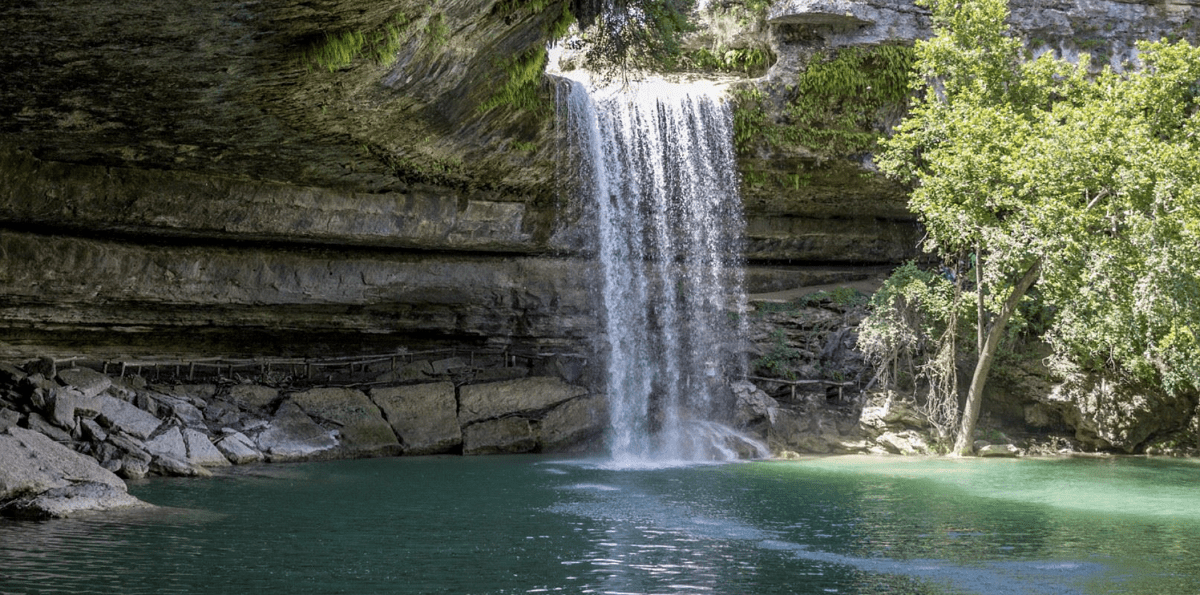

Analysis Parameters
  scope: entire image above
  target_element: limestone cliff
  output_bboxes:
[1,0,1197,359]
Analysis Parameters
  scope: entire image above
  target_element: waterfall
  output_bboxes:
[560,77,765,466]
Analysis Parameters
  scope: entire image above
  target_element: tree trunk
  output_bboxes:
[952,259,1042,456]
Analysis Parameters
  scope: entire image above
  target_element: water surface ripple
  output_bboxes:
[2,455,1198,594]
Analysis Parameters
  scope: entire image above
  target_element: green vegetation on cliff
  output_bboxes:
[732,45,915,159]
[863,0,1200,454]
[301,13,416,72]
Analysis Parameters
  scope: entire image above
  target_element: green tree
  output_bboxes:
[573,0,694,82]
[877,0,1200,455]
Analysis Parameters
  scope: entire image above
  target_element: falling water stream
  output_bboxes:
[560,77,764,465]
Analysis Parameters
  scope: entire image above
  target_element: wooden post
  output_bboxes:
[189,362,195,380]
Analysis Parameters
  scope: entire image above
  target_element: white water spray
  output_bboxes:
[560,77,765,466]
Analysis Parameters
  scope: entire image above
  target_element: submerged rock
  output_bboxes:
[4,481,146,520]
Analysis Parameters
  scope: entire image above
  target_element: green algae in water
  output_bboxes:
[1,455,1197,594]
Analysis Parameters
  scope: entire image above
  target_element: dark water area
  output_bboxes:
[2,455,1198,594]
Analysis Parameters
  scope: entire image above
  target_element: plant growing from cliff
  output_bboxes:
[784,44,915,156]
[573,0,695,82]
[478,0,575,114]
[302,13,415,72]
[753,328,801,379]
[875,0,1200,455]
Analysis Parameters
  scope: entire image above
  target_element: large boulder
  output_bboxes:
[255,401,338,462]
[144,426,189,461]
[458,377,588,425]
[732,380,779,432]
[1042,372,1197,452]
[289,388,400,457]
[538,395,605,452]
[0,426,146,518]
[874,430,930,455]
[96,394,163,440]
[56,367,112,399]
[369,383,461,455]
[214,431,264,464]
[463,417,537,455]
[182,428,231,467]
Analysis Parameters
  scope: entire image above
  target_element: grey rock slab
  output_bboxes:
[97,395,163,439]
[56,367,112,399]
[0,362,27,385]
[462,417,537,455]
[119,457,149,480]
[0,407,21,432]
[49,388,84,430]
[108,432,151,461]
[151,455,211,477]
[27,411,73,442]
[172,384,218,401]
[182,428,231,467]
[144,426,188,461]
[0,426,129,506]
[80,418,108,442]
[874,430,929,455]
[158,395,206,428]
[255,401,337,462]
[538,395,605,452]
[430,357,467,375]
[978,444,1021,458]
[289,388,399,457]
[369,382,461,455]
[214,431,263,464]
[458,377,589,425]
[4,481,148,519]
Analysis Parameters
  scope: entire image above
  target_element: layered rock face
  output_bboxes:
[740,0,1199,264]
[0,0,583,358]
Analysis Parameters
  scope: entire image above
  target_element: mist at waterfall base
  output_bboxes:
[560,77,767,466]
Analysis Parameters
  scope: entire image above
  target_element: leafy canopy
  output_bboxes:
[877,0,1200,395]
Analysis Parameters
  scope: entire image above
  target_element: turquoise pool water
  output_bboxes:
[2,455,1197,594]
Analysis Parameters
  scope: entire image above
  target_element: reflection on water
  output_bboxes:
[1,456,1198,594]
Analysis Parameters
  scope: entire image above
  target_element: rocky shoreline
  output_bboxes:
[5,285,1198,518]
[0,353,605,519]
